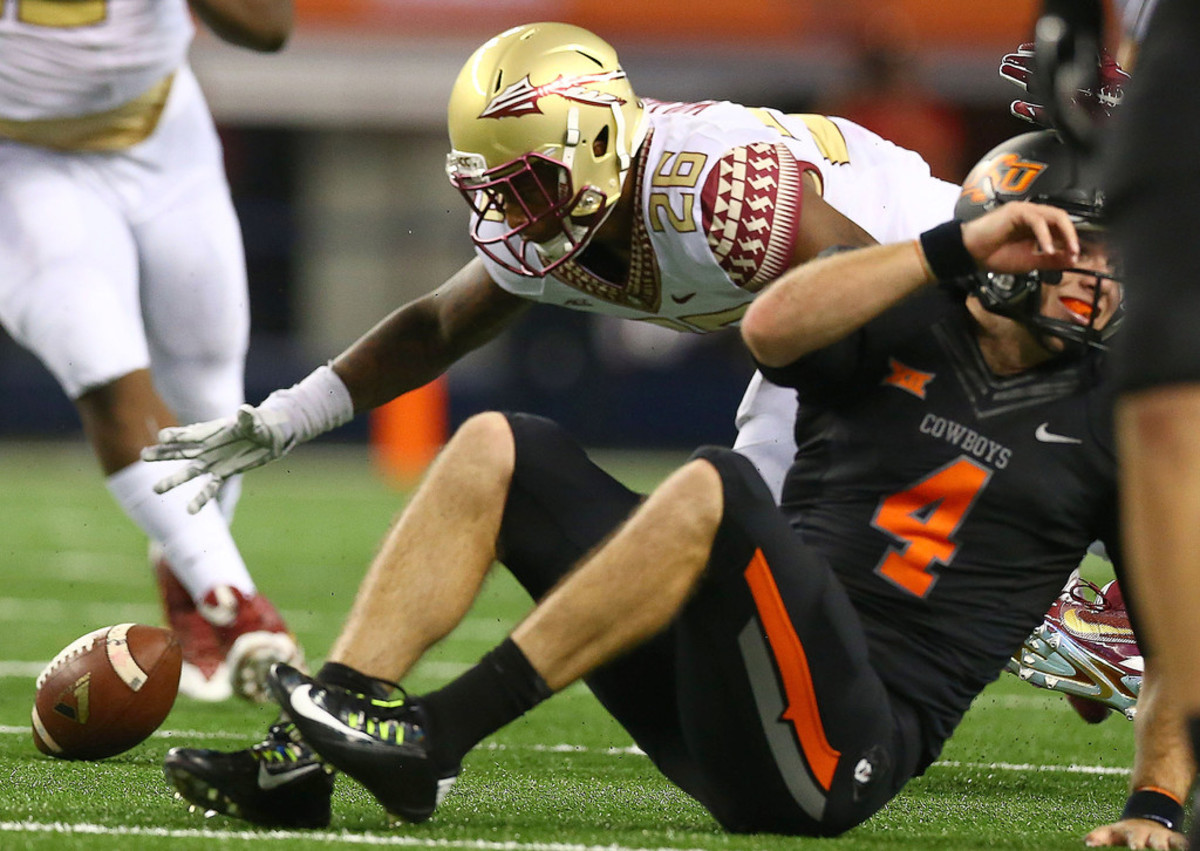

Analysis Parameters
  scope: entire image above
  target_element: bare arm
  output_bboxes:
[788,172,877,265]
[1084,657,1193,848]
[332,257,531,413]
[742,201,1082,368]
[743,239,933,368]
[187,0,293,52]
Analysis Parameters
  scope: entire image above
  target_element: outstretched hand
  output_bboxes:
[1000,42,1129,126]
[961,201,1080,275]
[142,403,298,514]
[1085,817,1186,850]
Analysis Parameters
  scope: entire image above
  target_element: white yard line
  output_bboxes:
[0,724,1132,777]
[0,596,159,624]
[0,822,710,851]
[0,659,473,680]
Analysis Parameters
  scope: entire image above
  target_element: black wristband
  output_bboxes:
[918,221,978,285]
[1121,787,1185,832]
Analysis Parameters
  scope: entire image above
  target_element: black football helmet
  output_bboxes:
[954,129,1121,352]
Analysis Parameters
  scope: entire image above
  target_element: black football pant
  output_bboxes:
[1108,0,1200,390]
[497,413,923,835]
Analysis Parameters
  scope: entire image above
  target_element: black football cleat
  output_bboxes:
[163,721,335,828]
[268,663,459,823]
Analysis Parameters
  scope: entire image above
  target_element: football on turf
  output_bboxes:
[31,623,182,760]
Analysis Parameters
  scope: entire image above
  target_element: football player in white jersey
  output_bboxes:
[0,0,302,702]
[146,21,959,512]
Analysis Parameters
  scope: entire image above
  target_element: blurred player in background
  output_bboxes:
[0,0,303,702]
[160,132,1188,844]
[1103,0,1200,846]
[988,4,1195,844]
[996,5,1198,846]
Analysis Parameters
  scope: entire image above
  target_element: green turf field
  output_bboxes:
[0,439,1133,850]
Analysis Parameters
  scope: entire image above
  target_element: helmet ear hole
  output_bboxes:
[593,125,609,159]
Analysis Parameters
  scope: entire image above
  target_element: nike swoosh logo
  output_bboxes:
[1035,423,1082,444]
[258,759,322,790]
[1062,608,1136,642]
[287,684,375,743]
[670,292,697,304]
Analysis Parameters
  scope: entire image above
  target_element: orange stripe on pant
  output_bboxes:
[744,549,841,791]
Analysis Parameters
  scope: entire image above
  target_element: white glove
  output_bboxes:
[144,404,297,513]
[142,365,354,513]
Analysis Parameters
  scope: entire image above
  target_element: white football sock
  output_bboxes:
[106,459,256,601]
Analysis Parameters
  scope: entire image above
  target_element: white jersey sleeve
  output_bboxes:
[0,0,193,119]
[756,109,961,242]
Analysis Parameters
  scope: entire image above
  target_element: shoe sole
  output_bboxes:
[227,632,304,703]
[163,753,331,829]
[1008,624,1139,719]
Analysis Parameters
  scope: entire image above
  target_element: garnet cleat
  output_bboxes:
[153,547,232,702]
[1007,574,1142,720]
[199,585,305,703]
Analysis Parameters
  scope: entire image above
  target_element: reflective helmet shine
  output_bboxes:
[954,130,1121,352]
[446,22,647,276]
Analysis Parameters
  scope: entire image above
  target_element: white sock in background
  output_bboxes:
[106,459,256,601]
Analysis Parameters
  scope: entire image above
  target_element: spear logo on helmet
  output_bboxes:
[478,70,629,119]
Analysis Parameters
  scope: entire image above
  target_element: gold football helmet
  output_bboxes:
[446,22,647,276]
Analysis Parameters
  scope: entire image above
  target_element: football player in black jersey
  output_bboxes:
[159,131,1183,843]
[1103,0,1200,846]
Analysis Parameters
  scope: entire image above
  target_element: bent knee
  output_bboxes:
[446,411,516,471]
[664,459,725,524]
[458,410,514,441]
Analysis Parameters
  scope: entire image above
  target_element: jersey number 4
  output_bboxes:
[871,457,991,597]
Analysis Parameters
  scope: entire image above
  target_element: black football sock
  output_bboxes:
[419,638,553,769]
[316,661,393,701]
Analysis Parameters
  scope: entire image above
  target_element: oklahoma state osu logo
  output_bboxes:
[960,153,1047,204]
[479,71,628,119]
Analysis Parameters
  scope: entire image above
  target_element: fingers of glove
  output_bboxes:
[152,417,233,448]
[153,461,208,494]
[1000,56,1034,89]
[1010,100,1046,124]
[186,477,224,515]
[144,422,245,463]
[202,446,273,481]
[1098,51,1132,85]
[141,442,182,462]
